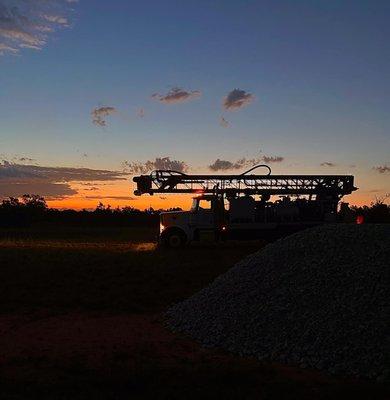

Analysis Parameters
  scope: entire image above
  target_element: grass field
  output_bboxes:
[0,227,387,399]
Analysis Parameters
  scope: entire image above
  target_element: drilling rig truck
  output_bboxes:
[133,165,357,248]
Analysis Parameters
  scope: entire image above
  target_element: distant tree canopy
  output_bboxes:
[0,195,48,228]
[0,194,181,228]
[0,194,388,228]
[1,194,47,210]
[351,198,390,224]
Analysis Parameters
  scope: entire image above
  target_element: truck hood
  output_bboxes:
[160,210,191,225]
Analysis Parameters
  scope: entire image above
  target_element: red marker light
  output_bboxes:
[356,215,364,225]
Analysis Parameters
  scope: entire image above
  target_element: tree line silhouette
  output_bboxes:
[0,194,388,229]
[0,195,182,228]
[351,199,390,223]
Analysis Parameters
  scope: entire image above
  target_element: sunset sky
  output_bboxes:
[1,0,389,210]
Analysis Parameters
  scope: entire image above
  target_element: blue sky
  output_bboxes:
[0,0,389,207]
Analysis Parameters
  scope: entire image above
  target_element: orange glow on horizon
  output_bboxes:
[43,175,387,210]
[47,195,194,210]
[46,191,375,211]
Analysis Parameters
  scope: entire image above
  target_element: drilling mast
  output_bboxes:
[133,165,356,199]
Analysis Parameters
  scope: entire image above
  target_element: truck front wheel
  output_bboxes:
[162,229,186,248]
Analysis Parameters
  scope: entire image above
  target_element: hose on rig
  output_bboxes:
[151,164,271,181]
[240,164,271,176]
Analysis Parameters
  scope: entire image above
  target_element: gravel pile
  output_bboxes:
[167,224,390,380]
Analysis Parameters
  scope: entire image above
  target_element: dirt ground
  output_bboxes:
[0,229,388,399]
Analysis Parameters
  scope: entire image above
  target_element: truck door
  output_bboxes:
[190,198,214,228]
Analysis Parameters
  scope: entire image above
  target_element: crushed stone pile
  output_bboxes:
[167,224,390,381]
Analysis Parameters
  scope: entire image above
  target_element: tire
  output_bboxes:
[162,230,186,248]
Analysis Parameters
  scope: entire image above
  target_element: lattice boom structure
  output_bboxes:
[133,169,356,198]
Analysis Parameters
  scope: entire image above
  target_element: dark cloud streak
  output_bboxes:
[223,89,254,111]
[209,158,259,171]
[0,182,76,200]
[91,106,117,127]
[209,154,284,171]
[152,87,201,104]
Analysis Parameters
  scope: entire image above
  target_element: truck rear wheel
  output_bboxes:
[162,230,186,248]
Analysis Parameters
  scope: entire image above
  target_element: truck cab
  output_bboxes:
[160,194,266,248]
[159,195,224,247]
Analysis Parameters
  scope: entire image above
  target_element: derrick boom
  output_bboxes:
[133,168,356,198]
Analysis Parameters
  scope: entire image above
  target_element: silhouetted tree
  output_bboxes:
[22,194,47,210]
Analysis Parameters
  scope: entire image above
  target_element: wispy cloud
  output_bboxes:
[0,43,17,53]
[91,106,117,127]
[42,14,68,25]
[262,155,284,163]
[152,87,201,104]
[223,89,254,111]
[0,0,77,55]
[208,158,259,171]
[220,116,229,128]
[320,162,336,167]
[0,161,128,200]
[123,157,189,174]
[373,164,390,174]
